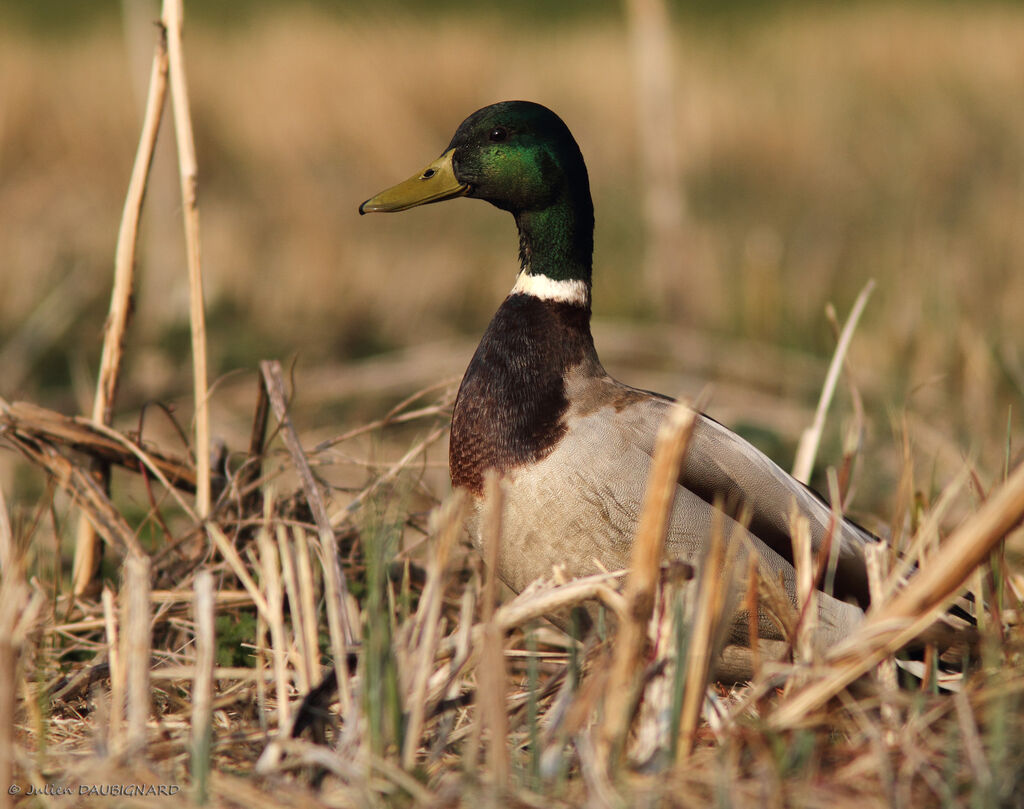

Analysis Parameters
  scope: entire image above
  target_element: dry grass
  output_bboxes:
[3,2,1024,807]
[3,372,1024,807]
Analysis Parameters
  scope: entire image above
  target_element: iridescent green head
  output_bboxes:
[361,101,594,283]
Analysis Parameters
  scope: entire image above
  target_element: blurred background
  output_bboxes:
[1,0,1022,530]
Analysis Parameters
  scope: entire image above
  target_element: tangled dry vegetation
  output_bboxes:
[3,3,1024,808]
[4,338,1024,809]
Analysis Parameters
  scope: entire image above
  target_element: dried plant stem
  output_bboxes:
[207,524,270,618]
[792,279,875,484]
[676,508,730,762]
[257,523,290,731]
[0,546,29,809]
[123,553,152,752]
[191,569,215,804]
[293,529,322,690]
[883,468,971,598]
[240,372,271,502]
[260,360,352,711]
[772,460,1024,727]
[791,510,816,665]
[254,612,268,736]
[1,400,197,496]
[276,523,309,692]
[402,493,465,770]
[71,23,169,596]
[865,543,898,735]
[0,457,14,574]
[440,573,627,661]
[92,28,168,430]
[600,400,696,767]
[0,635,12,809]
[479,474,509,787]
[875,463,1024,620]
[163,0,211,518]
[102,586,123,746]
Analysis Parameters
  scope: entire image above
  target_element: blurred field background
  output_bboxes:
[3,0,1024,534]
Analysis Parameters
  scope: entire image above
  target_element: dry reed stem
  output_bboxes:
[865,543,898,738]
[275,523,308,692]
[162,0,211,518]
[0,461,14,574]
[882,467,971,599]
[825,307,867,508]
[260,363,352,613]
[790,508,816,665]
[479,473,510,787]
[239,371,271,503]
[102,586,123,746]
[293,528,321,692]
[772,460,1024,727]
[207,524,271,617]
[823,468,845,594]
[0,546,31,809]
[455,572,628,654]
[1,399,197,494]
[0,634,11,809]
[45,590,250,637]
[256,520,290,731]
[418,571,625,718]
[676,508,731,762]
[745,542,800,647]
[71,19,170,597]
[600,400,696,767]
[191,569,215,803]
[152,666,286,682]
[260,360,352,712]
[123,553,152,752]
[274,522,301,688]
[792,279,875,484]
[402,492,466,770]
[254,611,269,740]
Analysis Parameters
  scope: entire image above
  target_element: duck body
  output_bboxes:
[361,101,874,675]
[450,276,868,648]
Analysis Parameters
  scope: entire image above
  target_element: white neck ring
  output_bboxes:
[509,272,589,306]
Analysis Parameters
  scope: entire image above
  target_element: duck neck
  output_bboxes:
[514,188,594,286]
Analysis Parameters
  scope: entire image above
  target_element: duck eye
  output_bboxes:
[488,127,508,143]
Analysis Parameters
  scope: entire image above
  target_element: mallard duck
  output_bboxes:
[360,101,874,678]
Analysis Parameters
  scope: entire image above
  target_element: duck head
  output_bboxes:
[360,101,594,283]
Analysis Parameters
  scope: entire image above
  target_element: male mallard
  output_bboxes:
[360,101,874,678]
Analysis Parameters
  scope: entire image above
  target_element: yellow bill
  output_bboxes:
[359,148,469,214]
